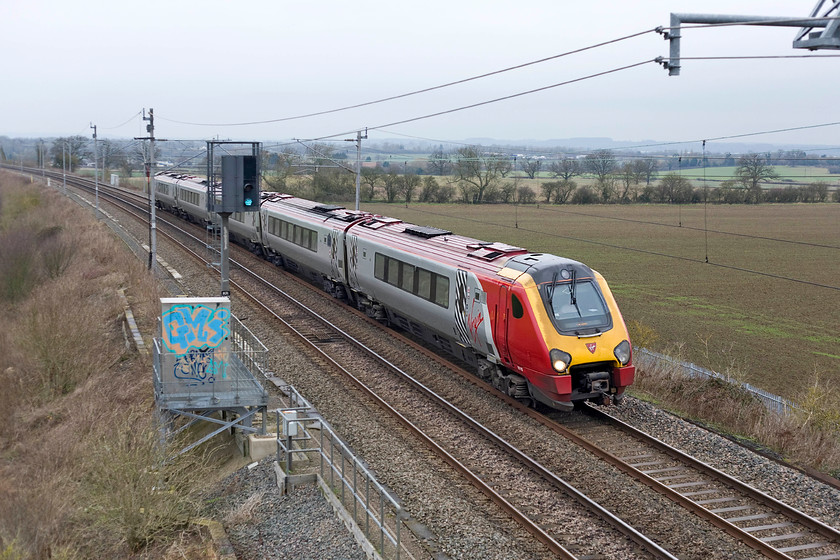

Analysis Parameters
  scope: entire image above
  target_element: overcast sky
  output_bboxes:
[2,0,838,150]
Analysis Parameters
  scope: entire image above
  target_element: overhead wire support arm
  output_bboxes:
[795,0,840,48]
[657,10,840,75]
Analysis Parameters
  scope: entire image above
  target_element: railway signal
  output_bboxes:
[221,155,260,213]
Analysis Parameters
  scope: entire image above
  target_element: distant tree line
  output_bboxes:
[0,136,166,178]
[9,135,835,205]
[269,145,838,205]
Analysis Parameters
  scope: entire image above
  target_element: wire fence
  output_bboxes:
[635,347,798,415]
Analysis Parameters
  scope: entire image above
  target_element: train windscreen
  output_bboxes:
[545,280,611,333]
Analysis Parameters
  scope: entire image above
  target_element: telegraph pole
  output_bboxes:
[136,108,157,272]
[353,128,367,211]
[62,141,67,194]
[90,123,99,218]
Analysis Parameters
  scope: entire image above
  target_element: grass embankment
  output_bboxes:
[0,172,214,558]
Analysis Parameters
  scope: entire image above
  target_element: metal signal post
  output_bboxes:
[90,123,99,219]
[135,108,157,272]
[353,128,367,211]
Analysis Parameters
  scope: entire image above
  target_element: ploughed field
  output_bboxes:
[363,202,840,401]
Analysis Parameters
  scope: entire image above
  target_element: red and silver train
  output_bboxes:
[154,172,635,410]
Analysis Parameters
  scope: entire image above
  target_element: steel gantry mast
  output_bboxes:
[658,0,840,75]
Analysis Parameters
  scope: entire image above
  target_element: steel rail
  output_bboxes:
[577,405,840,560]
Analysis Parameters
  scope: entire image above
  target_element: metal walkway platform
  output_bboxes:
[153,297,269,455]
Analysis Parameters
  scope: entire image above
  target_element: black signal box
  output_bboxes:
[220,155,259,213]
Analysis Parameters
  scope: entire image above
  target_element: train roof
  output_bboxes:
[262,194,532,276]
[155,172,208,186]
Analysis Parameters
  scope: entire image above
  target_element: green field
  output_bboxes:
[676,165,838,186]
[362,202,840,402]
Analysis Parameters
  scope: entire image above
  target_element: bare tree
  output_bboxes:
[657,173,693,203]
[520,158,542,179]
[453,146,509,203]
[634,158,659,185]
[99,140,127,176]
[360,166,383,201]
[736,153,779,204]
[401,171,421,204]
[540,181,556,203]
[50,136,90,172]
[383,168,401,203]
[617,162,637,202]
[428,147,452,175]
[419,175,439,202]
[583,150,618,203]
[583,149,617,185]
[548,157,581,181]
[554,179,577,204]
[517,185,536,204]
[500,181,516,203]
[456,180,478,203]
[262,147,300,192]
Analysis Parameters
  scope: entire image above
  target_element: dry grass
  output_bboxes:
[0,171,214,559]
[223,490,266,526]
[632,344,840,475]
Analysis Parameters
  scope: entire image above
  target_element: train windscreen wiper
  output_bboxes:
[570,269,582,317]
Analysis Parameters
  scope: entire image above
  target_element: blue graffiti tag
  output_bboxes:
[173,348,227,385]
[162,305,230,355]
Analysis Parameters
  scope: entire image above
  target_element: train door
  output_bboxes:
[345,234,361,291]
[328,228,346,284]
[494,283,512,365]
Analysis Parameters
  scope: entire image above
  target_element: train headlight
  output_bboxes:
[613,340,631,366]
[549,349,572,373]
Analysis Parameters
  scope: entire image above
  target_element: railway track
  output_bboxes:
[34,167,674,558]
[547,406,840,560]
[15,166,840,559]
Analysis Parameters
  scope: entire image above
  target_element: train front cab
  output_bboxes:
[495,256,634,410]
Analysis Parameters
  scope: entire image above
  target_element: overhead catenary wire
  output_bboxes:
[305,59,659,142]
[158,28,659,128]
[101,111,142,131]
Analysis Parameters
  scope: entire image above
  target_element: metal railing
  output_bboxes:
[228,315,271,379]
[636,348,798,415]
[274,385,405,560]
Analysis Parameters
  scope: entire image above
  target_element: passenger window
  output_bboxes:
[387,259,400,286]
[417,269,432,300]
[375,253,385,280]
[400,264,415,292]
[511,294,524,319]
[434,276,449,307]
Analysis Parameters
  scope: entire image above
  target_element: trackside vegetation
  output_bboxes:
[0,172,215,559]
